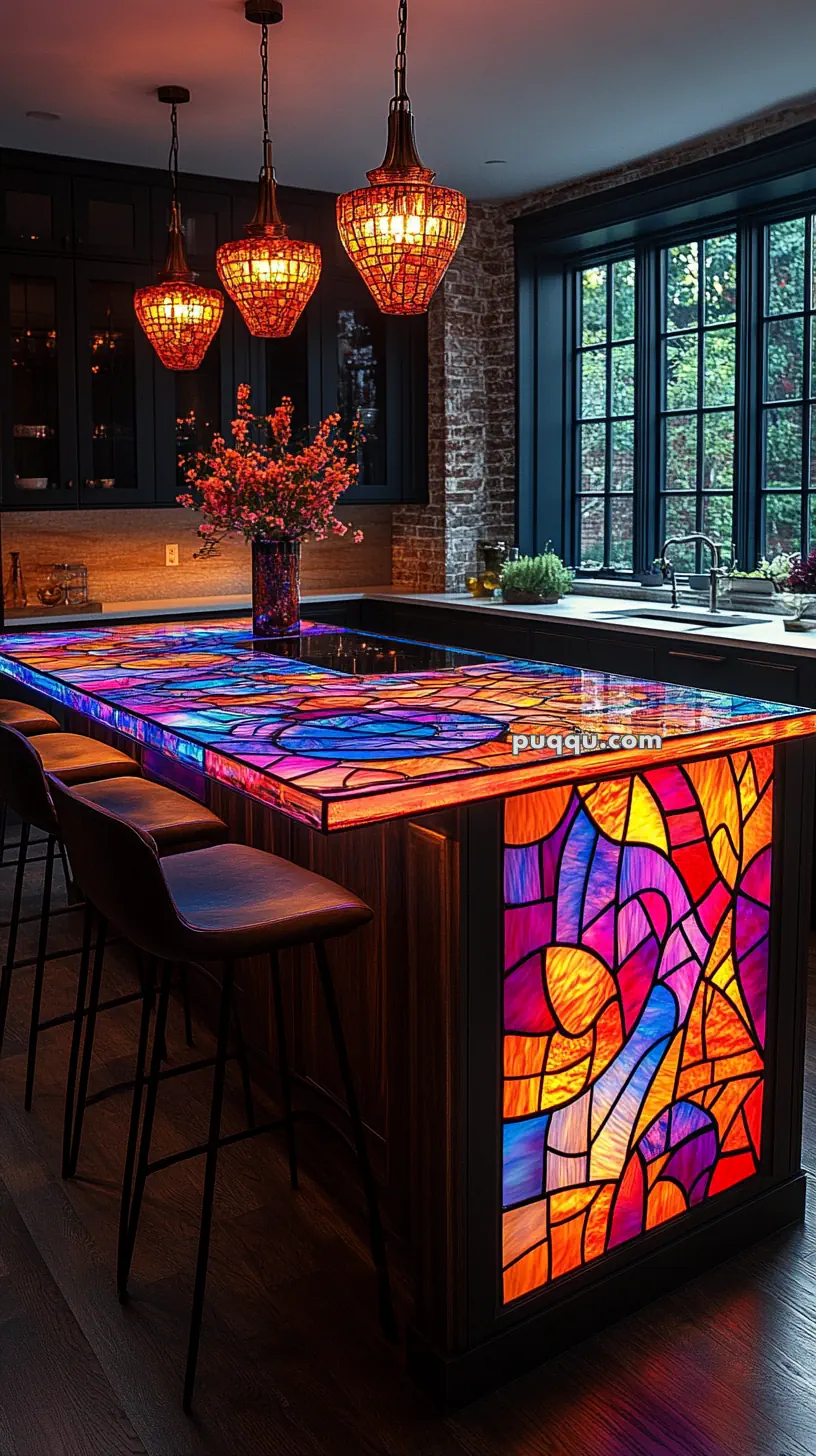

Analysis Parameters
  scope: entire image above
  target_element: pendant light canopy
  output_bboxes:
[217,1,321,339]
[336,0,467,316]
[134,88,224,371]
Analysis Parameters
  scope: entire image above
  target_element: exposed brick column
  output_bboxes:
[392,204,516,591]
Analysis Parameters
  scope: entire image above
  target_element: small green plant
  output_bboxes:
[500,551,574,601]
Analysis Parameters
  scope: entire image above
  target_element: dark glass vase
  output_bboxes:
[251,537,301,638]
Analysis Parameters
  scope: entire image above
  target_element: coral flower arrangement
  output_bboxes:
[178,384,362,636]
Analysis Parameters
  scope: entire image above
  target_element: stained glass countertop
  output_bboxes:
[1,618,815,831]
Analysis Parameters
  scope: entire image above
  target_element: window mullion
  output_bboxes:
[636,247,659,571]
[735,219,758,570]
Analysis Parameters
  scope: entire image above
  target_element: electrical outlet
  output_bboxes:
[165,544,179,567]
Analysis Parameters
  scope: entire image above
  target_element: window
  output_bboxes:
[518,131,816,576]
[661,234,737,571]
[761,216,816,557]
[574,259,636,570]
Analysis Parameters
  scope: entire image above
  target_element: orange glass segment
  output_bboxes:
[134,282,224,371]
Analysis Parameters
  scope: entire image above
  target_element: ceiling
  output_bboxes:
[2,0,816,201]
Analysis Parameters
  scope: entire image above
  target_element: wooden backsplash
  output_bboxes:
[1,507,392,605]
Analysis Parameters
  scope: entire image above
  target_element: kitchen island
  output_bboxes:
[1,616,814,1404]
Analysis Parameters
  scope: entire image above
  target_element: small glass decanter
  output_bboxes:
[4,551,27,609]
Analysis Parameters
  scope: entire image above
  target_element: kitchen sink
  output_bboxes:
[594,608,771,630]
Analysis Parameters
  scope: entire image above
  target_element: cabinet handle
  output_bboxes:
[667,649,727,664]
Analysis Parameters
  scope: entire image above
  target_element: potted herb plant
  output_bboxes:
[178,385,363,638]
[500,551,574,605]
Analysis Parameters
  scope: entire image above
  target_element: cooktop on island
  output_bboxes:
[252,624,496,675]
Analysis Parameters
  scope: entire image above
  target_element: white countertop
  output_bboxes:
[365,589,816,661]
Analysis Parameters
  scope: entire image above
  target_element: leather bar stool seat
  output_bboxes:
[0,699,60,736]
[33,732,140,791]
[160,842,370,960]
[76,778,228,855]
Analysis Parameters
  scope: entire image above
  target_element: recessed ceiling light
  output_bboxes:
[26,110,61,122]
[484,159,507,165]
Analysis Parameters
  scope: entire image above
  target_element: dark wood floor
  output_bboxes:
[1,852,815,1456]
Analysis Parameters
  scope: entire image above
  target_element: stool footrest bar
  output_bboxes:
[146,1115,297,1177]
[38,989,143,1032]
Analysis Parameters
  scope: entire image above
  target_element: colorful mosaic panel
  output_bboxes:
[0,619,812,831]
[502,747,773,1302]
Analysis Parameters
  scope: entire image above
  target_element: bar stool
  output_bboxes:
[49,777,396,1413]
[0,723,228,1124]
[0,697,61,865]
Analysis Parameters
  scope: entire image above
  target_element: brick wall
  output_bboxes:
[392,204,515,590]
[395,92,816,592]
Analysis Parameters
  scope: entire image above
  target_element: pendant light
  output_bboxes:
[336,0,467,316]
[134,88,224,371]
[217,1,321,338]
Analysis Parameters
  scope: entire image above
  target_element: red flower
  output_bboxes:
[178,385,364,558]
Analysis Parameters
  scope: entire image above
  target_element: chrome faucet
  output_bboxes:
[659,533,725,614]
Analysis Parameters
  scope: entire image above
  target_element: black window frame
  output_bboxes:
[515,119,816,576]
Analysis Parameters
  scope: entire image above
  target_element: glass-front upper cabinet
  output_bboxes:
[321,281,427,502]
[0,254,78,507]
[73,178,151,262]
[0,165,72,252]
[75,261,155,505]
[154,312,233,504]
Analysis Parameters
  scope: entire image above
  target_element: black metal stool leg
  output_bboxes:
[183,960,234,1414]
[0,802,6,867]
[270,951,297,1189]
[117,954,156,1295]
[64,916,107,1178]
[314,941,397,1342]
[0,823,30,1056]
[179,963,195,1049]
[57,840,73,900]
[119,960,173,1297]
[61,904,95,1177]
[24,835,56,1111]
[231,995,255,1132]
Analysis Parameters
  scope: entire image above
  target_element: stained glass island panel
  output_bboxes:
[502,747,771,1303]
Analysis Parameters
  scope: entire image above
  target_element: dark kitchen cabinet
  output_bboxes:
[0,164,72,254]
[72,176,151,262]
[321,277,427,505]
[0,253,79,506]
[0,148,429,511]
[75,261,155,505]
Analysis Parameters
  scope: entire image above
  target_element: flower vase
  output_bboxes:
[251,537,301,638]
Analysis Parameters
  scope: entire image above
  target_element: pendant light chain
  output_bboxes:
[260,22,272,160]
[168,101,180,209]
[394,0,408,102]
